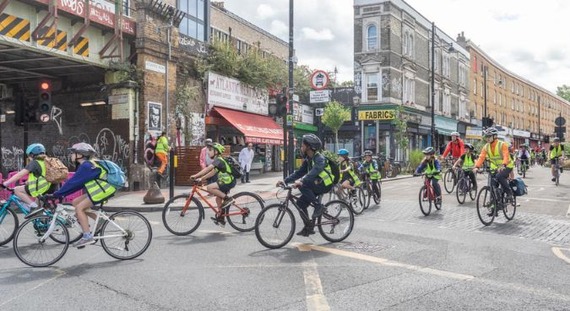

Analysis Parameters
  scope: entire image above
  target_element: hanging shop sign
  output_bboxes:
[207,71,268,115]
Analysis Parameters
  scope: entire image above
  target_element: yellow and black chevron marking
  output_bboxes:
[73,36,89,57]
[0,13,31,42]
[37,26,67,51]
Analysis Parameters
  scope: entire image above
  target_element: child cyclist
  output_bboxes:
[361,150,381,197]
[337,149,361,199]
[190,142,236,226]
[47,143,117,248]
[1,143,55,212]
[415,147,442,203]
[453,143,478,192]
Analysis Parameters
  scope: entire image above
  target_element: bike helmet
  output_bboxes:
[363,150,373,156]
[68,142,97,156]
[465,143,474,150]
[301,134,322,151]
[212,143,225,154]
[553,137,560,142]
[26,143,46,156]
[204,138,213,146]
[337,149,349,156]
[483,128,498,137]
[422,147,435,155]
[451,132,460,137]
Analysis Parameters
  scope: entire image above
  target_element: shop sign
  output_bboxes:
[466,126,482,139]
[207,71,268,115]
[358,109,395,121]
[512,129,530,138]
[293,103,314,124]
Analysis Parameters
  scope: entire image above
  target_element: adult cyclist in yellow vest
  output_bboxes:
[361,150,381,195]
[549,137,565,182]
[277,134,334,237]
[49,143,117,248]
[190,143,236,226]
[473,128,515,203]
[414,147,442,203]
[337,149,361,197]
[155,131,171,177]
[1,143,53,212]
[453,143,478,191]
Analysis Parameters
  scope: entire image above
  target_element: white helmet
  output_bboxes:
[68,142,97,156]
[451,132,460,137]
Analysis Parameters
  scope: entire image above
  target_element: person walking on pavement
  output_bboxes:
[200,138,214,169]
[155,131,171,177]
[239,142,255,183]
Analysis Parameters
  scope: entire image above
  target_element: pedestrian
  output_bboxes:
[239,142,255,183]
[155,131,171,177]
[200,138,213,169]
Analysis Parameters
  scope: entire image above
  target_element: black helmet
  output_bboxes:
[301,134,322,151]
[422,147,435,155]
[465,143,474,150]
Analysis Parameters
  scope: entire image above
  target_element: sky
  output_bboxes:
[221,0,570,94]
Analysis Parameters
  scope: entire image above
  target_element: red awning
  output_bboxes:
[213,107,283,144]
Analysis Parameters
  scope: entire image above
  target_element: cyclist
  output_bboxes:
[361,150,381,198]
[453,143,477,192]
[549,137,565,182]
[441,132,465,161]
[49,143,117,248]
[277,134,334,237]
[473,128,515,205]
[415,147,442,203]
[190,142,236,226]
[337,149,361,199]
[1,143,54,212]
[516,144,531,175]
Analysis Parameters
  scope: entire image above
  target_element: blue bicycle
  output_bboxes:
[0,187,33,246]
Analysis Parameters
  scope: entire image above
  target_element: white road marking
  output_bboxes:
[552,247,570,265]
[567,204,570,217]
[297,244,330,311]
[522,197,568,203]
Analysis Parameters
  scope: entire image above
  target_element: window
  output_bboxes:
[179,0,207,41]
[366,73,379,102]
[443,54,450,78]
[443,90,451,115]
[403,75,415,103]
[367,25,377,50]
[403,30,414,58]
[473,79,477,94]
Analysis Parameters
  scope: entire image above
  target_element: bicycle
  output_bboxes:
[362,173,381,207]
[455,169,477,204]
[13,196,152,267]
[476,166,516,226]
[255,184,354,249]
[552,157,562,186]
[517,158,529,178]
[162,179,264,235]
[414,173,442,216]
[442,158,459,194]
[328,183,366,215]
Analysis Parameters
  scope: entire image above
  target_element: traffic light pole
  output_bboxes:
[287,0,295,175]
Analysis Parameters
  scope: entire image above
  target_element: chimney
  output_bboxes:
[212,2,225,10]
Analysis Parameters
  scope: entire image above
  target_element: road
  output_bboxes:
[0,165,569,310]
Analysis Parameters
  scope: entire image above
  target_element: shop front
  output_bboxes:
[512,129,531,148]
[357,107,396,157]
[434,115,459,153]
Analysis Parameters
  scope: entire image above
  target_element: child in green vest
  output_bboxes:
[453,143,478,191]
[414,147,442,202]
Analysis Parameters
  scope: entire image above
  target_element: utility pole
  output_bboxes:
[287,0,295,175]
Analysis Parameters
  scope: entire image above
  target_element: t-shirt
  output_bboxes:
[25,160,42,177]
[212,158,229,173]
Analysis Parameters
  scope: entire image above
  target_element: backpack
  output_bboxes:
[43,157,69,184]
[510,177,528,197]
[224,156,243,179]
[96,160,127,188]
[324,155,341,185]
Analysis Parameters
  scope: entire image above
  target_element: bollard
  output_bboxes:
[143,181,165,204]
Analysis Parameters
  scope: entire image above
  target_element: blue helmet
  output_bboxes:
[26,143,46,156]
[337,149,349,156]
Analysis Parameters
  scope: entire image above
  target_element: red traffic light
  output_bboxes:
[40,81,50,90]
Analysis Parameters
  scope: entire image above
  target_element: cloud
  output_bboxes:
[256,4,275,19]
[300,27,334,41]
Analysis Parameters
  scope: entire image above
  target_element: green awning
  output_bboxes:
[294,123,318,132]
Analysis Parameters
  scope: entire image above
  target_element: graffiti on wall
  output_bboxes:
[1,146,25,172]
[189,112,205,146]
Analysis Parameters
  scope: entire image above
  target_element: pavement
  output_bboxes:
[104,171,414,212]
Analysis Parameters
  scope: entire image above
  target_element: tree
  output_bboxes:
[556,85,570,102]
[321,100,351,151]
[393,105,409,157]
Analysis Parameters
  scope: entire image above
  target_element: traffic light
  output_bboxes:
[482,117,493,128]
[275,93,288,116]
[555,126,566,141]
[38,80,52,121]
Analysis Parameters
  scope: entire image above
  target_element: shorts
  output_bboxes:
[218,179,237,194]
[340,176,355,186]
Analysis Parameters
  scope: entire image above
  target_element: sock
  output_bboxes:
[83,233,92,239]
[29,202,38,209]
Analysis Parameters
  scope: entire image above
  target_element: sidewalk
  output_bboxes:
[104,171,414,212]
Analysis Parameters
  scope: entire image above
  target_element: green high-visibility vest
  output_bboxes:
[26,160,50,197]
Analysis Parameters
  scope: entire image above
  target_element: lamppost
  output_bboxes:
[430,22,435,147]
[483,65,488,129]
[287,0,295,175]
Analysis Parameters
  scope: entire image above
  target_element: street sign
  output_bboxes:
[310,90,331,103]
[40,113,50,122]
[555,116,566,126]
[310,70,330,90]
[315,108,324,116]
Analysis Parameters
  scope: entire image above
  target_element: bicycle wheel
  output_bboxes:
[443,170,455,193]
[456,178,468,205]
[350,188,365,215]
[372,180,381,204]
[255,204,295,249]
[13,215,69,267]
[363,183,372,210]
[418,186,431,216]
[162,194,204,236]
[226,192,264,232]
[555,165,560,186]
[469,182,477,201]
[318,200,354,243]
[101,211,153,260]
[476,186,496,226]
[503,196,517,220]
[0,206,18,246]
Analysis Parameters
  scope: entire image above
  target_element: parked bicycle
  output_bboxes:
[476,166,517,226]
[414,173,442,216]
[455,169,477,204]
[255,184,354,249]
[162,179,264,235]
[378,154,401,178]
[13,196,152,267]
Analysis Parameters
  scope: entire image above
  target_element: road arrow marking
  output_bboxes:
[552,247,570,265]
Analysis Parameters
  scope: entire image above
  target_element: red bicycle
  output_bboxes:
[414,173,442,216]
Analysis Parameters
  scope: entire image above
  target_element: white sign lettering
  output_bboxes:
[145,61,165,74]
[310,90,331,103]
[207,71,268,115]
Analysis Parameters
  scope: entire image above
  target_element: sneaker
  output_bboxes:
[246,180,251,183]
[296,226,315,237]
[435,196,442,203]
[552,177,556,182]
[220,197,234,209]
[73,237,95,248]
[210,216,226,227]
